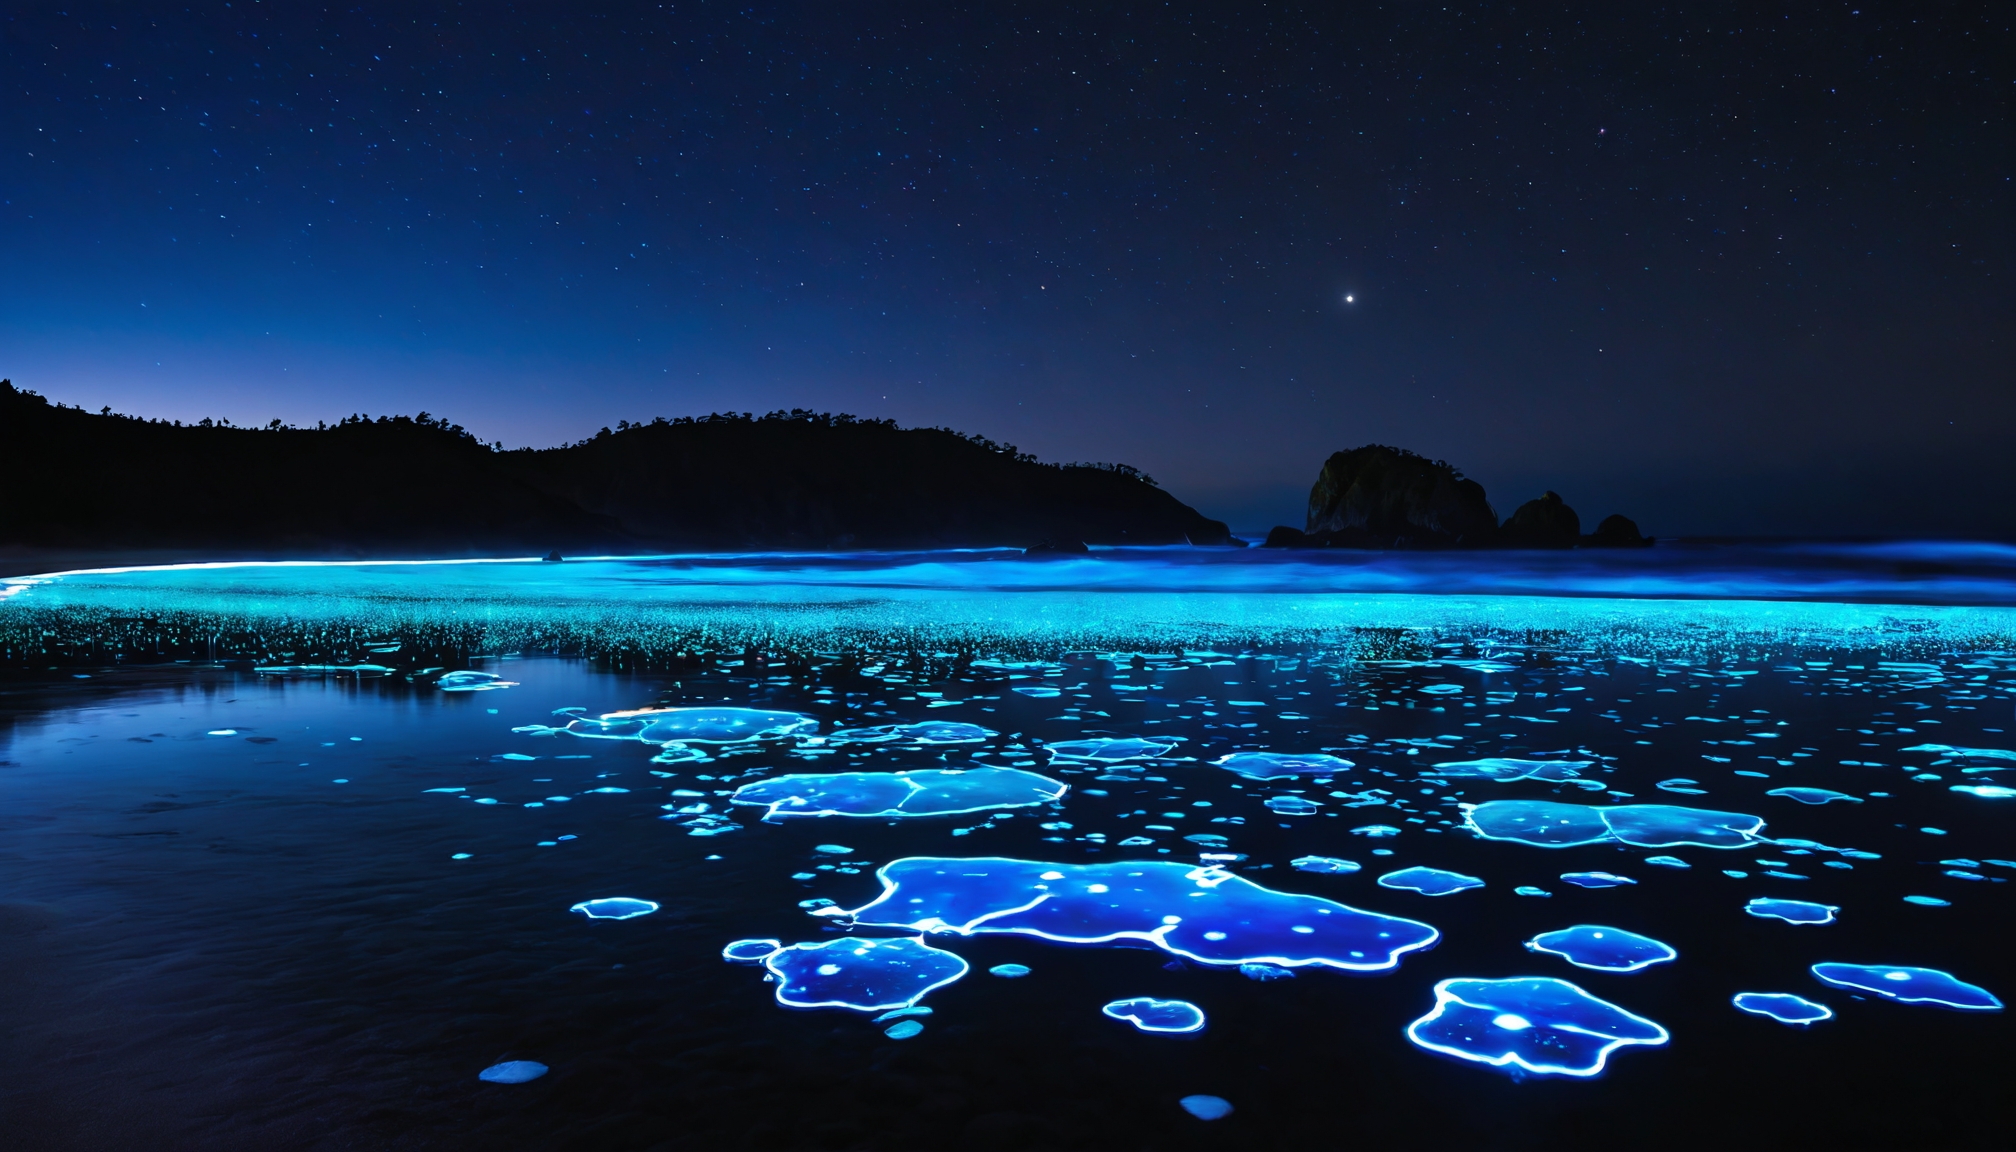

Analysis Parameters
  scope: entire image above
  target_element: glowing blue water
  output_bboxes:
[1526,926,1677,972]
[437,670,518,692]
[1766,787,1861,805]
[736,936,971,1012]
[1179,1094,1233,1120]
[1291,856,1361,875]
[832,857,1440,971]
[1733,993,1834,1025]
[1559,871,1637,889]
[827,721,995,745]
[1045,738,1175,762]
[1465,801,1766,849]
[1809,964,2002,1011]
[1406,977,1670,1077]
[529,706,817,746]
[568,897,660,920]
[1102,997,1206,1033]
[1213,752,1355,780]
[478,1060,550,1084]
[1377,866,1485,896]
[1427,758,1600,788]
[728,767,1067,820]
[1746,898,1839,925]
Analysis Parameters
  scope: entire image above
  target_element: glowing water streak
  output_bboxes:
[830,856,1440,972]
[1464,800,1766,849]
[729,767,1067,821]
[1809,963,2002,1011]
[1732,993,1833,1025]
[1745,898,1838,925]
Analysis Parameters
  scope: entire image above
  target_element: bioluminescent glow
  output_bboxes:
[529,706,818,746]
[1733,993,1834,1025]
[1045,738,1175,762]
[478,1060,550,1084]
[826,721,996,745]
[728,766,1067,820]
[1427,758,1600,789]
[829,857,1440,971]
[1560,872,1636,889]
[722,938,784,962]
[1516,886,1553,897]
[739,937,971,1012]
[1464,800,1765,849]
[1644,855,1691,868]
[1212,752,1355,780]
[1526,925,1677,972]
[1809,964,2002,1011]
[1405,977,1670,1077]
[1901,743,2016,762]
[1951,784,2016,799]
[1102,997,1206,1033]
[1291,855,1361,875]
[437,670,518,692]
[989,963,1031,978]
[1766,787,1861,805]
[884,1019,925,1039]
[1240,961,1294,981]
[1179,1095,1233,1121]
[1746,898,1839,925]
[569,897,660,920]
[1377,866,1485,896]
[1264,795,1322,816]
[1902,895,1952,906]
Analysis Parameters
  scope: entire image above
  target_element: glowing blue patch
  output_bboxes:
[1213,751,1355,780]
[478,1060,549,1084]
[1526,925,1677,972]
[1406,976,1669,1077]
[834,856,1439,971]
[1103,997,1206,1033]
[1428,758,1600,789]
[438,670,518,692]
[549,706,817,745]
[1515,886,1553,897]
[1951,784,2016,799]
[1291,855,1361,875]
[1810,963,2002,1011]
[1733,992,1833,1025]
[989,963,1031,978]
[1560,872,1636,889]
[1644,855,1691,868]
[1465,800,1764,849]
[1765,787,1861,805]
[1240,961,1294,981]
[1180,1095,1233,1121]
[1745,897,1838,925]
[1901,743,2016,762]
[760,936,971,1012]
[721,938,783,963]
[1265,795,1322,816]
[1045,738,1174,762]
[1902,895,1950,906]
[827,721,996,745]
[1377,866,1485,896]
[569,897,660,920]
[883,1019,924,1039]
[729,766,1067,820]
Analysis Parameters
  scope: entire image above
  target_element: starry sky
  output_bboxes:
[3,3,2009,536]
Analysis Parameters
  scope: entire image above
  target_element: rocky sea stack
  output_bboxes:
[1263,444,1651,550]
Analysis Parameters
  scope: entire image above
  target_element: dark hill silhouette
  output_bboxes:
[0,380,1232,560]
[1261,443,1650,549]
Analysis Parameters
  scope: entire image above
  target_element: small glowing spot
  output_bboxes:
[1493,1013,1532,1030]
[817,963,841,975]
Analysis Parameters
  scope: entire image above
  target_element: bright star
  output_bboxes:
[1344,294,1355,304]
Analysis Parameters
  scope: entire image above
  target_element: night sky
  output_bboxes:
[3,4,2008,536]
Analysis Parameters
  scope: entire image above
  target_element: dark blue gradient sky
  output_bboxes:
[3,3,2008,535]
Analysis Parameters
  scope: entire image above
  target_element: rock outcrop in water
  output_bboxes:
[1264,444,1651,550]
[0,380,1234,561]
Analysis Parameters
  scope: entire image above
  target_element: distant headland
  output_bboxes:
[1262,445,1650,551]
[0,380,1233,564]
